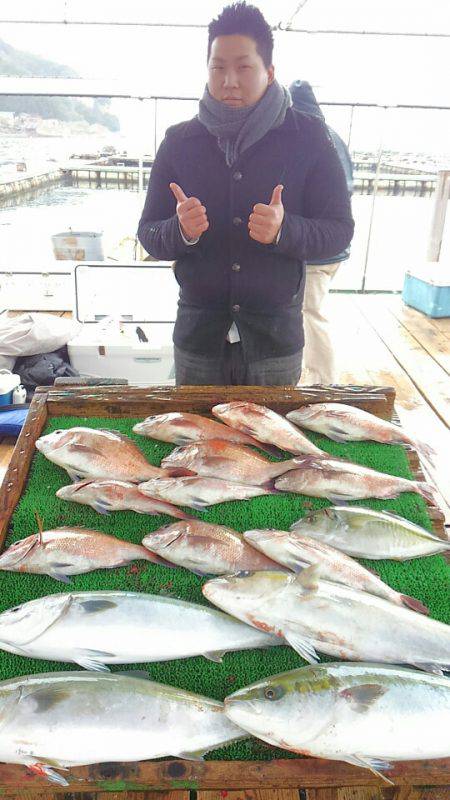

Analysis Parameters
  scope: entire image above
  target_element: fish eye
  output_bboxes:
[264,688,276,700]
[264,685,284,701]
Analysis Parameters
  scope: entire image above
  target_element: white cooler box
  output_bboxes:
[68,263,179,385]
[0,263,75,312]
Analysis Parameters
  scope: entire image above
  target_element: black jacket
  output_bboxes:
[138,106,354,360]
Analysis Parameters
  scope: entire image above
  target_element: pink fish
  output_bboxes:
[275,455,436,503]
[133,412,281,456]
[160,439,300,487]
[143,520,281,575]
[212,401,324,455]
[56,479,194,520]
[35,427,171,483]
[139,476,276,510]
[0,527,170,583]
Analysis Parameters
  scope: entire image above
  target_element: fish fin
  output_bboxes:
[326,494,352,505]
[294,564,320,591]
[25,761,70,787]
[48,570,72,584]
[165,467,197,477]
[415,481,437,504]
[202,456,234,471]
[260,478,281,493]
[92,500,112,515]
[203,650,226,663]
[189,500,210,511]
[324,426,353,443]
[255,442,286,458]
[400,594,429,615]
[68,443,105,457]
[343,754,394,785]
[67,469,85,483]
[75,650,111,672]
[175,749,206,762]
[283,629,319,663]
[339,683,388,713]
[410,662,446,675]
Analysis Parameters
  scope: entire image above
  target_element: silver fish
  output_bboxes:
[161,438,299,486]
[143,520,281,575]
[0,527,168,583]
[0,671,245,786]
[290,506,450,560]
[212,401,324,455]
[274,455,436,503]
[35,426,169,483]
[0,591,279,670]
[139,476,275,510]
[287,403,435,462]
[243,528,428,614]
[56,479,193,519]
[225,662,450,782]
[133,411,281,456]
[203,569,450,673]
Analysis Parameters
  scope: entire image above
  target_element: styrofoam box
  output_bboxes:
[0,263,76,312]
[68,263,178,385]
[402,263,450,318]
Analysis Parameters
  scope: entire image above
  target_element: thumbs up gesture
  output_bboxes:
[248,185,284,245]
[170,182,209,242]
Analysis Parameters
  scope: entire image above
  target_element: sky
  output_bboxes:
[1,0,450,154]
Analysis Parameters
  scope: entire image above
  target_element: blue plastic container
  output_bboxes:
[0,371,20,406]
[402,266,450,318]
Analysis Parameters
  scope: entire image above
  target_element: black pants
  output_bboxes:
[174,342,303,386]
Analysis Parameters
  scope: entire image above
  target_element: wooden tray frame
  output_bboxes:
[0,383,448,795]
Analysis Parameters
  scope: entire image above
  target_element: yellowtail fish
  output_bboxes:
[203,569,450,673]
[0,671,246,786]
[290,506,450,560]
[225,663,450,783]
[0,591,279,670]
[212,401,324,455]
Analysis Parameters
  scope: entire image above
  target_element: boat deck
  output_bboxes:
[0,296,448,797]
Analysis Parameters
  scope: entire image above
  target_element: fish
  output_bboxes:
[243,528,429,614]
[35,426,171,483]
[224,662,450,783]
[160,439,300,487]
[274,455,436,503]
[290,506,450,560]
[202,568,450,673]
[0,525,169,583]
[139,476,276,510]
[132,411,281,456]
[56,479,193,520]
[0,671,246,786]
[212,401,324,455]
[0,591,279,671]
[143,520,282,576]
[287,402,435,462]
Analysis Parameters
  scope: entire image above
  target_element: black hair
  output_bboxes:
[207,2,274,67]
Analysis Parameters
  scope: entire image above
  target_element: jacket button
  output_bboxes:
[233,216,243,226]
[232,304,240,313]
[233,171,242,181]
[231,263,241,272]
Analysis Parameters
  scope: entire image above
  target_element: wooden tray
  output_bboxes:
[0,383,448,795]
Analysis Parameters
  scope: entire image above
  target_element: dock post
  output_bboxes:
[427,169,450,261]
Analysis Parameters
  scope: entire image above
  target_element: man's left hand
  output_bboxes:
[248,184,284,245]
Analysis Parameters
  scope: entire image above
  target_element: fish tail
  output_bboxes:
[415,481,437,504]
[400,593,429,615]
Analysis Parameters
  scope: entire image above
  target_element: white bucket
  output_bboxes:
[0,370,21,406]
[52,231,104,261]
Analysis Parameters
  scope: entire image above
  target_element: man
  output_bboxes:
[290,79,354,385]
[138,2,354,386]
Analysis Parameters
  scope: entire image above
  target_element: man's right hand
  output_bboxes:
[170,182,209,242]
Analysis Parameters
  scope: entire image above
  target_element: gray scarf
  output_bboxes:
[198,80,292,167]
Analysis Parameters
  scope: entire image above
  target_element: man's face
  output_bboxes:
[208,34,274,108]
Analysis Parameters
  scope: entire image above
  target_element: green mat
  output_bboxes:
[1,415,449,762]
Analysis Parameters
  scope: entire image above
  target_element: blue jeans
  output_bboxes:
[174,342,302,386]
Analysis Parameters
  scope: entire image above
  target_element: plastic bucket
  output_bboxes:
[52,231,104,261]
[0,370,20,406]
